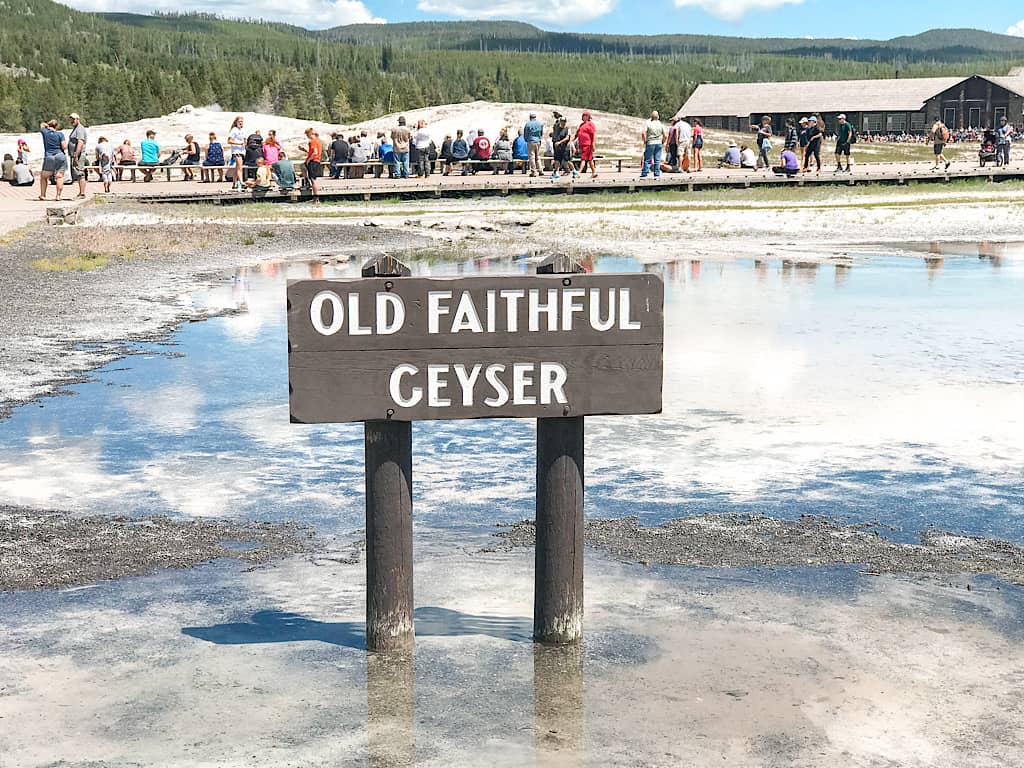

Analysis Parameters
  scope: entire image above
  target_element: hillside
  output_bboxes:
[1,0,1023,132]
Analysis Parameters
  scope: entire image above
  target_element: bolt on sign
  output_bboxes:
[287,273,664,423]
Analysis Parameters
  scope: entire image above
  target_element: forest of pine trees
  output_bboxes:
[2,0,1024,131]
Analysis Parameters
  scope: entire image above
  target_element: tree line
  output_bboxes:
[2,0,1023,132]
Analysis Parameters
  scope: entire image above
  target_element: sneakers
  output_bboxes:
[945,161,951,170]
[529,172,536,177]
[551,173,560,180]
[572,171,579,179]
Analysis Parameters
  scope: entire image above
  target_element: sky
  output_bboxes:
[60,0,1024,40]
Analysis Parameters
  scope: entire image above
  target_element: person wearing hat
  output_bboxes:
[16,138,31,165]
[803,115,822,173]
[718,141,741,168]
[996,115,1013,167]
[576,111,597,179]
[797,116,811,160]
[834,114,854,173]
[523,112,544,176]
[550,114,575,179]
[68,112,88,198]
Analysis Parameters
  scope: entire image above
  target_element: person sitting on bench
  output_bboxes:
[139,130,160,182]
[271,151,296,192]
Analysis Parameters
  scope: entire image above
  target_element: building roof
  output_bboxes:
[675,75,1024,119]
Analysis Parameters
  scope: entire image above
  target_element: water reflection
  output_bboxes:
[0,247,1022,544]
[367,652,415,768]
[534,644,584,768]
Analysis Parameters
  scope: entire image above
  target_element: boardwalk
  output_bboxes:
[2,158,1022,234]
[109,159,1024,204]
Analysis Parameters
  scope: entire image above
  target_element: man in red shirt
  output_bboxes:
[470,129,491,174]
[576,111,597,179]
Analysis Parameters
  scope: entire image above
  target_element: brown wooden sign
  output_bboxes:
[287,273,663,423]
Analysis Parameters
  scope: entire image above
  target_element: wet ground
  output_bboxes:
[1,239,1023,766]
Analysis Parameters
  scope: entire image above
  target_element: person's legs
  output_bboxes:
[759,145,770,169]
[653,145,663,177]
[528,142,540,176]
[233,156,243,189]
[76,159,86,197]
[641,145,654,177]
[54,170,65,199]
[38,170,49,199]
[402,152,411,178]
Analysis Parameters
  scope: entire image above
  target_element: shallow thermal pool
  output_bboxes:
[1,243,1024,767]
[0,243,1021,541]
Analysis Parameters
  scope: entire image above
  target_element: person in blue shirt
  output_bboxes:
[38,119,67,200]
[719,141,741,168]
[522,112,544,176]
[512,128,529,174]
[140,130,160,182]
[445,129,470,175]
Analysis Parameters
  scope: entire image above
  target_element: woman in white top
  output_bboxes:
[227,115,246,191]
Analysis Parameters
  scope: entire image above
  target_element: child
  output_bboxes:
[95,136,114,192]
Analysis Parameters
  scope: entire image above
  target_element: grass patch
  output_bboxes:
[33,252,110,272]
[256,228,276,238]
[241,235,257,246]
[32,246,141,273]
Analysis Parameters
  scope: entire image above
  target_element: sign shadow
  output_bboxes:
[182,606,533,650]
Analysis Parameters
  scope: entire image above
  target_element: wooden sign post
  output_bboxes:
[288,255,663,649]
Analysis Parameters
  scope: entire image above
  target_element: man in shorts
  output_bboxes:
[299,127,323,201]
[834,113,853,172]
[68,112,88,199]
[930,119,950,170]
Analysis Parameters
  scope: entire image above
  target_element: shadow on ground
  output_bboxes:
[181,607,533,649]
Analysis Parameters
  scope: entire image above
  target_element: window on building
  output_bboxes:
[943,107,957,127]
[863,113,883,132]
[886,113,907,132]
[995,107,1007,124]
[969,107,981,128]
[910,112,927,131]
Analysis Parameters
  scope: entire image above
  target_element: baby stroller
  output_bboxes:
[979,130,998,167]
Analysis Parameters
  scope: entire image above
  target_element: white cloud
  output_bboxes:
[673,0,803,22]
[415,0,615,27]
[1008,20,1024,37]
[60,0,384,28]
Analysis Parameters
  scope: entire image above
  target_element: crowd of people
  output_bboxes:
[4,108,1021,199]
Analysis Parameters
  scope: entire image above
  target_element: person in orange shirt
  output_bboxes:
[299,127,323,201]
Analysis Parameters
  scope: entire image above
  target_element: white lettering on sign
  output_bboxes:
[376,293,405,335]
[387,362,569,410]
[310,290,345,336]
[451,292,484,334]
[310,286,643,339]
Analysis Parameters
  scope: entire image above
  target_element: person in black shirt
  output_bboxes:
[243,131,263,181]
[803,116,822,173]
[329,134,350,179]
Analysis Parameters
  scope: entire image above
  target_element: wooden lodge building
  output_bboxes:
[675,74,1024,135]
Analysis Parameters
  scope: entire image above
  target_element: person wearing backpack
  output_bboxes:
[834,114,854,173]
[930,119,950,170]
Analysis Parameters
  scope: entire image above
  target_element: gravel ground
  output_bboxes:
[497,514,1024,585]
[0,204,438,417]
[0,504,319,591]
